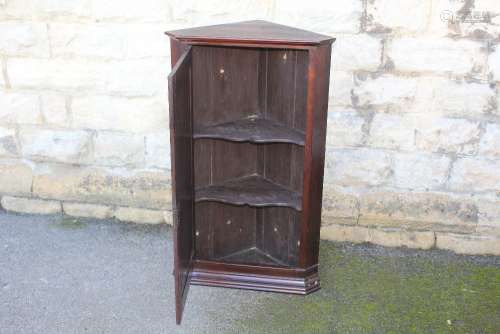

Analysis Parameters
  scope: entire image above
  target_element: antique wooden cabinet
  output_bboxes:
[166,20,334,324]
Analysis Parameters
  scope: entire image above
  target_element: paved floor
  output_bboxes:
[0,212,499,334]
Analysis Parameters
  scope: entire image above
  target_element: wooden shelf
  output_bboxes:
[193,117,305,145]
[195,175,302,210]
[217,247,288,267]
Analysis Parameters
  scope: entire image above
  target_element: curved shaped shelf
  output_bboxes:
[193,117,305,146]
[195,175,302,211]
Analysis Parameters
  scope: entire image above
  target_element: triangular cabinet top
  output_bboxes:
[165,20,335,47]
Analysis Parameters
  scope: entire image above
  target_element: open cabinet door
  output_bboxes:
[168,46,194,325]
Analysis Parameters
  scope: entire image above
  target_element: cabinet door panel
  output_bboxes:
[168,45,194,325]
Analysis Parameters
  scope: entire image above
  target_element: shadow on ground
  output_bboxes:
[0,212,499,333]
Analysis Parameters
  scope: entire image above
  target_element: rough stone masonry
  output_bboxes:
[0,0,499,254]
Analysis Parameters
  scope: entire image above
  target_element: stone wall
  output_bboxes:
[0,0,499,254]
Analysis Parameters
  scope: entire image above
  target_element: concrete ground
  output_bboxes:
[0,212,499,334]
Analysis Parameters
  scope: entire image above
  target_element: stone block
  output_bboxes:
[91,0,169,22]
[92,131,145,167]
[475,196,500,229]
[429,0,500,39]
[50,23,169,60]
[8,58,107,92]
[430,78,496,117]
[365,0,432,33]
[40,94,68,127]
[0,92,41,125]
[388,37,484,75]
[106,59,168,97]
[114,206,165,224]
[63,202,113,219]
[1,0,92,19]
[333,34,382,71]
[369,228,436,250]
[414,117,481,155]
[9,58,165,97]
[352,74,419,111]
[326,109,365,147]
[145,132,170,169]
[436,233,500,255]
[330,70,355,107]
[123,24,170,59]
[358,217,476,234]
[322,185,360,219]
[273,0,362,34]
[449,157,500,192]
[33,163,171,210]
[322,217,359,227]
[72,96,168,133]
[479,123,500,158]
[322,221,436,251]
[392,152,451,190]
[0,22,49,57]
[0,127,18,157]
[169,0,272,27]
[325,148,393,187]
[359,190,479,225]
[476,226,500,238]
[1,196,61,215]
[320,224,369,243]
[368,114,417,151]
[19,128,91,164]
[491,46,500,81]
[50,23,126,60]
[0,159,34,195]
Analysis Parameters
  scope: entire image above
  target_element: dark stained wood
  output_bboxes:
[211,141,258,185]
[194,202,302,268]
[166,20,334,47]
[170,38,189,68]
[190,260,320,294]
[211,204,256,259]
[194,117,305,145]
[261,207,300,266]
[193,259,318,277]
[299,44,332,268]
[216,247,287,267]
[263,143,304,193]
[193,140,212,189]
[293,52,309,133]
[168,21,333,324]
[168,46,195,325]
[266,49,308,132]
[195,175,302,210]
[193,202,212,260]
[192,46,260,127]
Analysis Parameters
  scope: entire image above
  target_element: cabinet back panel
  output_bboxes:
[261,144,304,192]
[194,202,256,260]
[192,46,260,127]
[194,139,258,188]
[192,46,308,132]
[195,202,299,267]
[194,140,303,192]
[259,207,300,266]
[265,49,308,133]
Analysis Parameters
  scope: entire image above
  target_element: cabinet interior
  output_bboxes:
[192,45,309,268]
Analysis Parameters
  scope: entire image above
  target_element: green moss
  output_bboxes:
[235,242,500,334]
[52,216,86,230]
